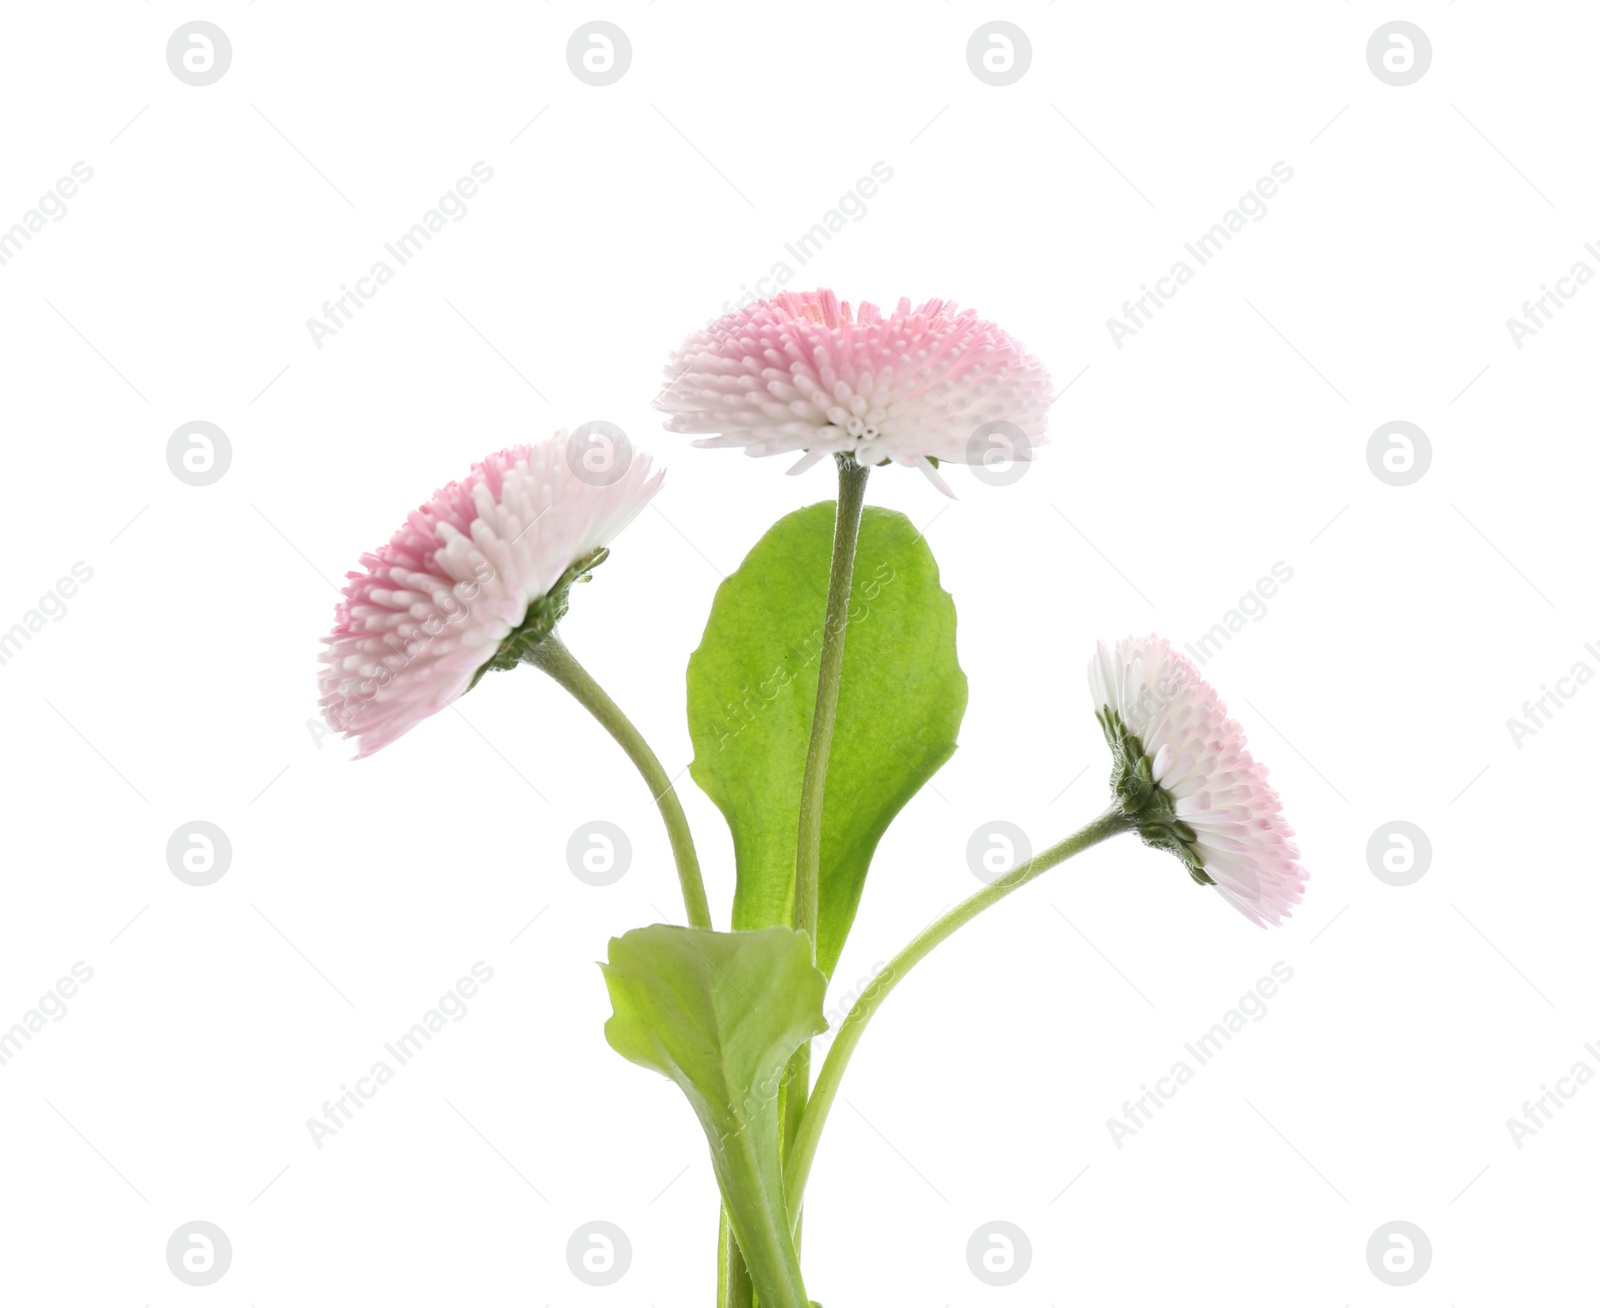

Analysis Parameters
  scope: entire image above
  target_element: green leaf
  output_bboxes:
[686,502,967,975]
[603,925,825,1308]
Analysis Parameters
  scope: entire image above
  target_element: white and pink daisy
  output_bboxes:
[319,434,662,757]
[1089,636,1306,927]
[656,289,1052,494]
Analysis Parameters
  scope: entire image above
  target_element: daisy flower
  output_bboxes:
[656,289,1052,494]
[1089,636,1306,926]
[319,434,662,757]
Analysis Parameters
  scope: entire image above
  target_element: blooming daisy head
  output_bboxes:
[1089,636,1306,927]
[319,434,662,757]
[656,289,1052,493]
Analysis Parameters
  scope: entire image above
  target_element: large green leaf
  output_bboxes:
[687,502,967,974]
[602,925,825,1308]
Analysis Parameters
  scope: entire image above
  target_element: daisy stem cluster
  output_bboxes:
[324,293,1307,1300]
[525,632,712,931]
[783,806,1134,1221]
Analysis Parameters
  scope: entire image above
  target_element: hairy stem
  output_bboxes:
[718,1210,754,1308]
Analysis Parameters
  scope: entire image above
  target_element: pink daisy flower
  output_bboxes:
[656,289,1052,494]
[319,434,662,757]
[1089,636,1307,927]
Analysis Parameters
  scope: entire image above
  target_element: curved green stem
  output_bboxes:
[784,806,1133,1221]
[526,631,713,931]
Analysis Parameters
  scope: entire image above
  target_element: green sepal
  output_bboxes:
[1096,706,1215,886]
[464,546,609,692]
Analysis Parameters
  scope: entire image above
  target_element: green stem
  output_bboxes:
[530,633,749,1302]
[526,632,713,931]
[781,1048,807,1257]
[711,1094,812,1308]
[530,635,744,1300]
[784,806,1134,1222]
[718,1211,754,1307]
[794,453,871,949]
[782,454,869,1249]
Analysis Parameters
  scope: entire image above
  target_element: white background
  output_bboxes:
[1,2,1595,1304]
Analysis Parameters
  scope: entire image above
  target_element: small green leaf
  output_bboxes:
[603,925,825,1308]
[686,503,967,974]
